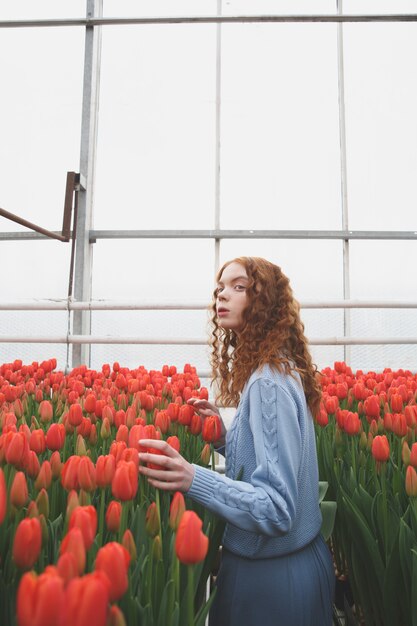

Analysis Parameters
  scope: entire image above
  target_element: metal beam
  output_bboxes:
[0,335,416,346]
[72,0,102,367]
[2,14,417,28]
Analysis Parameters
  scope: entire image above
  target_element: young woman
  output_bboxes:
[138,257,335,626]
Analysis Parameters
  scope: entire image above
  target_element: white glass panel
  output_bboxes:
[0,1,85,19]
[0,27,84,231]
[220,22,341,229]
[95,25,216,229]
[223,0,335,15]
[344,0,417,14]
[92,239,215,299]
[219,239,344,299]
[103,0,216,18]
[343,19,417,230]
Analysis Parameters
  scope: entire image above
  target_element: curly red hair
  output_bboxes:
[210,257,321,416]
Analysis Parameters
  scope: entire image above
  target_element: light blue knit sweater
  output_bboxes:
[186,364,322,558]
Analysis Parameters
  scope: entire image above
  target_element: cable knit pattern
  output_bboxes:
[186,364,322,558]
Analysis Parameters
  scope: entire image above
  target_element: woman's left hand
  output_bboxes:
[138,439,195,492]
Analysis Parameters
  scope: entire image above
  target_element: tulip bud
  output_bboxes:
[50,451,62,479]
[169,491,185,531]
[36,488,50,519]
[100,417,111,439]
[200,443,211,466]
[145,502,160,537]
[78,489,91,506]
[10,471,28,509]
[402,441,411,466]
[27,500,40,518]
[35,460,52,491]
[39,513,48,545]
[57,551,78,586]
[78,456,96,492]
[68,403,83,427]
[69,505,97,551]
[405,465,417,497]
[39,400,53,423]
[372,435,390,463]
[122,529,137,562]
[152,535,162,561]
[359,431,367,451]
[76,434,87,456]
[105,500,122,533]
[66,490,80,521]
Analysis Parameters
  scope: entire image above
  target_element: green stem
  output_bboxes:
[187,565,195,626]
[98,488,106,547]
[211,446,216,473]
[380,464,388,563]
[118,500,129,544]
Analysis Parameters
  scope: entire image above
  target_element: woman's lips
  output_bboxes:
[217,308,229,317]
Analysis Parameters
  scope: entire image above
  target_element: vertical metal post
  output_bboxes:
[214,0,222,277]
[336,0,351,364]
[72,0,103,367]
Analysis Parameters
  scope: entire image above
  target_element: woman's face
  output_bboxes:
[215,262,249,333]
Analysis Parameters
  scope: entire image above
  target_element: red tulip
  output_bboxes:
[60,571,110,626]
[6,431,29,469]
[84,393,96,414]
[94,541,130,601]
[30,428,46,455]
[175,510,208,565]
[69,506,97,550]
[35,460,53,491]
[60,527,86,574]
[392,413,407,437]
[189,413,203,435]
[202,415,222,443]
[10,471,28,509]
[343,411,361,436]
[13,517,42,570]
[111,460,138,501]
[107,605,126,626]
[95,454,116,488]
[154,409,170,434]
[390,393,403,413]
[16,569,65,626]
[315,403,329,427]
[39,400,53,423]
[46,422,66,451]
[167,402,180,422]
[200,443,211,465]
[61,456,81,491]
[57,551,79,586]
[105,500,121,533]
[364,395,380,420]
[78,456,96,492]
[68,403,83,427]
[178,404,194,426]
[371,435,390,463]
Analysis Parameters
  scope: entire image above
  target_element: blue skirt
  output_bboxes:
[209,534,335,626]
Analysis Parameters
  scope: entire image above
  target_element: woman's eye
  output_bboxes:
[235,285,246,291]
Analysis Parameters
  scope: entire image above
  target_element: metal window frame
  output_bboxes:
[1,3,417,368]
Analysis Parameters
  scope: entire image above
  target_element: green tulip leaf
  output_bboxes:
[320,501,337,541]
[318,480,329,503]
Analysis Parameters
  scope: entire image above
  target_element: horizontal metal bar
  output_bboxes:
[0,207,69,242]
[1,14,417,29]
[1,299,416,311]
[0,335,416,345]
[2,299,417,311]
[2,229,417,241]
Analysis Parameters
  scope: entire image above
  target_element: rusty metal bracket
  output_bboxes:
[0,171,80,242]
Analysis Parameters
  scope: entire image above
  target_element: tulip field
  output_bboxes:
[0,359,224,626]
[1,359,417,626]
[315,363,417,626]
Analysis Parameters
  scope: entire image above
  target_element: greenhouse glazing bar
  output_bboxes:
[1,14,417,28]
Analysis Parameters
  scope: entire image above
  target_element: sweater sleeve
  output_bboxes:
[186,378,302,537]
